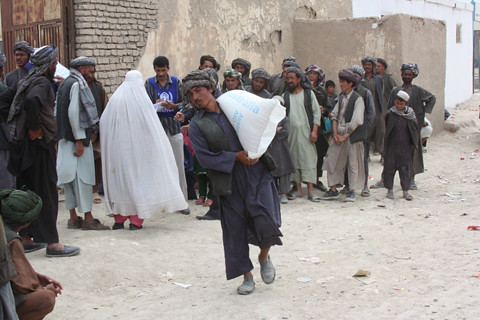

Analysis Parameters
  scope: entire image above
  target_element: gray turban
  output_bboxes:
[70,57,96,69]
[361,56,377,67]
[12,41,34,56]
[251,68,271,81]
[401,63,419,76]
[338,69,359,85]
[377,58,388,69]
[182,69,216,98]
[285,67,312,90]
[203,67,219,86]
[283,60,300,69]
[231,58,251,77]
[348,64,365,78]
[283,56,296,64]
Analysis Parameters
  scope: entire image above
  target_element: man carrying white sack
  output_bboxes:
[100,70,187,230]
[184,70,282,295]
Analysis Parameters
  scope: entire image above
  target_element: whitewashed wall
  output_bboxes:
[352,0,473,109]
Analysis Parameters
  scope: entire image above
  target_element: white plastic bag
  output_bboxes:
[217,90,286,159]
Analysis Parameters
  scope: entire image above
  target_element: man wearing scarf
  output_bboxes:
[382,91,418,200]
[246,68,272,99]
[5,41,34,89]
[231,58,252,86]
[184,70,282,295]
[283,67,321,201]
[0,52,7,85]
[222,69,244,92]
[321,70,365,202]
[7,45,80,257]
[386,63,436,190]
[56,57,109,231]
[1,189,62,319]
[361,56,384,156]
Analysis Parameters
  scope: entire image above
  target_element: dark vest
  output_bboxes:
[55,76,91,146]
[338,90,366,143]
[191,113,276,196]
[284,88,313,131]
[191,114,233,196]
[90,81,105,117]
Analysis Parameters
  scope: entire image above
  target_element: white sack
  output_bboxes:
[217,90,286,159]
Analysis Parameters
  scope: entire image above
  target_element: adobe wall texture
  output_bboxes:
[293,14,446,133]
[73,0,352,94]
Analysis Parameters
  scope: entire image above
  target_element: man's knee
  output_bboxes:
[16,290,56,320]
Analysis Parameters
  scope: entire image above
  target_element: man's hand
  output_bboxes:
[235,151,259,166]
[28,128,43,140]
[163,100,177,110]
[174,112,185,122]
[310,130,318,143]
[73,140,84,157]
[37,273,63,296]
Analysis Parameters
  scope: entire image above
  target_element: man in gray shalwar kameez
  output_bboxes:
[56,57,109,230]
[184,70,282,295]
[321,70,365,202]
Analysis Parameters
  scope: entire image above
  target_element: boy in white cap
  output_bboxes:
[382,90,419,200]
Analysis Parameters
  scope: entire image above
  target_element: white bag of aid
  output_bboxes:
[217,90,286,159]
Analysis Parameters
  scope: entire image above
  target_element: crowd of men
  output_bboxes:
[0,39,437,312]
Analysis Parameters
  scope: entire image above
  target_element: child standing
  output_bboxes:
[382,91,419,200]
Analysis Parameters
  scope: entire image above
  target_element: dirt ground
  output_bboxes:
[29,93,480,320]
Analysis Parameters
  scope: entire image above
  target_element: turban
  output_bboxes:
[348,64,365,78]
[283,56,296,64]
[338,69,359,85]
[0,189,42,228]
[224,68,242,80]
[203,67,219,86]
[285,67,312,90]
[7,45,58,140]
[283,60,300,69]
[251,68,271,81]
[231,58,251,77]
[376,58,388,69]
[0,53,5,67]
[401,63,419,76]
[182,69,216,99]
[361,56,377,67]
[12,41,34,56]
[305,64,325,85]
[70,56,96,69]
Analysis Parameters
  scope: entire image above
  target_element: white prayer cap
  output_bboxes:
[396,90,410,102]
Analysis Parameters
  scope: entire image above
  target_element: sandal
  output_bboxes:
[387,191,394,199]
[308,194,321,202]
[195,197,205,205]
[202,198,213,207]
[361,188,370,197]
[404,192,413,201]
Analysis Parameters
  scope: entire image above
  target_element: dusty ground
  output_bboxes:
[29,94,480,320]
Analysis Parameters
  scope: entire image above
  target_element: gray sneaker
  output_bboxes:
[320,189,340,200]
[280,195,288,204]
[237,277,255,295]
[345,191,356,202]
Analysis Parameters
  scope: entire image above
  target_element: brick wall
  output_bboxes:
[74,0,158,95]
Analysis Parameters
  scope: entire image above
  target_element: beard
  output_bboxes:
[287,82,298,92]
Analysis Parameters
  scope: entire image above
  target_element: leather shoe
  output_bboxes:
[179,208,190,215]
[24,243,47,253]
[129,223,143,230]
[196,212,220,220]
[112,222,124,230]
[46,245,80,257]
